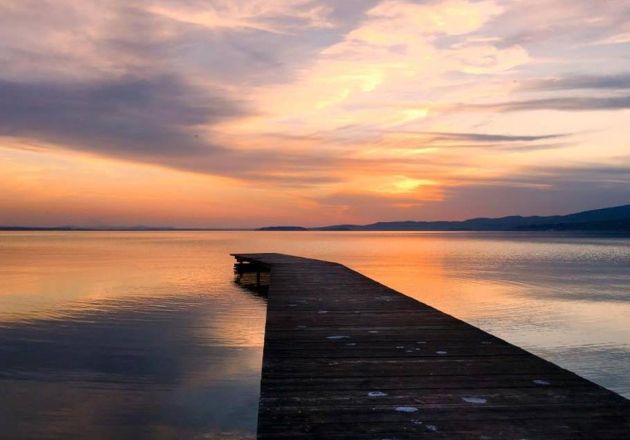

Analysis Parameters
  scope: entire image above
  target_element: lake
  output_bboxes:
[1,231,629,439]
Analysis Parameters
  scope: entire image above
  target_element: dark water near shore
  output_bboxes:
[1,231,629,438]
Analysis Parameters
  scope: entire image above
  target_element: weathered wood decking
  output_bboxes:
[232,253,630,439]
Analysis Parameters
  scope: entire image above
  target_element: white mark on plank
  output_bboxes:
[318,310,328,314]
[426,424,438,432]
[436,351,448,355]
[395,406,418,413]
[533,379,550,385]
[368,391,388,397]
[326,335,350,340]
[462,396,487,404]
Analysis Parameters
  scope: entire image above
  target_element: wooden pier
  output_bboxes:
[232,253,630,439]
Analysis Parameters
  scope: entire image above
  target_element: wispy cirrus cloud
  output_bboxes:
[522,74,630,91]
[427,132,563,142]
[467,96,630,112]
[147,0,336,33]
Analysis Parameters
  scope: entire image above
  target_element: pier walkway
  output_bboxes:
[232,253,630,439]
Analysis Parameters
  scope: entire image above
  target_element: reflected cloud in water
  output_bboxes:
[0,293,265,439]
[0,232,267,439]
[1,231,629,439]
[335,232,630,397]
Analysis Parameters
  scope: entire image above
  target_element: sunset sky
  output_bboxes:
[1,0,629,227]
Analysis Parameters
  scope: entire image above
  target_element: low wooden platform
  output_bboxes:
[232,253,630,439]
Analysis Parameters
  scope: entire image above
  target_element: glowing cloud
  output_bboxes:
[1,0,629,226]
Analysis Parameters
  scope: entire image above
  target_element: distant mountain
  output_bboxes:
[4,204,629,232]
[265,204,630,232]
[258,226,308,231]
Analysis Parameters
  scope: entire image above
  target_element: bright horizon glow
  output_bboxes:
[0,0,629,227]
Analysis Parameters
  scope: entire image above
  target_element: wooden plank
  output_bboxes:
[231,253,630,439]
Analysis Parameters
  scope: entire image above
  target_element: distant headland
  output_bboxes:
[2,204,629,232]
[259,204,630,232]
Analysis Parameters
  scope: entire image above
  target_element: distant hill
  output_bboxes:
[258,226,308,231]
[4,204,629,232]
[265,204,630,232]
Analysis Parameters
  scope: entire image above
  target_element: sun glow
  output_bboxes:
[0,0,629,226]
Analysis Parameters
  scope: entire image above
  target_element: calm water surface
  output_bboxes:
[1,231,629,438]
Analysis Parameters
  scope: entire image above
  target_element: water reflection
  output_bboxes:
[325,232,630,397]
[0,231,629,439]
[0,295,264,439]
[233,260,270,298]
[0,233,266,439]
